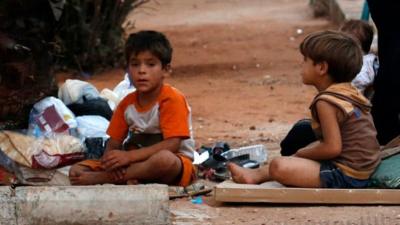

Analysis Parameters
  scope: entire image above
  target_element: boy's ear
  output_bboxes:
[163,64,172,75]
[317,61,329,76]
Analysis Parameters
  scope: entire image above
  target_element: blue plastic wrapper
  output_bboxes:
[191,196,203,204]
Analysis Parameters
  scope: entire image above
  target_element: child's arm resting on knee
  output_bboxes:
[104,138,123,153]
[295,100,342,160]
[100,138,126,178]
[102,137,182,171]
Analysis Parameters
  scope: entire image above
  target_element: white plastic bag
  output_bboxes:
[99,88,118,110]
[28,97,77,137]
[58,79,99,105]
[100,73,135,110]
[113,73,135,98]
[76,115,109,139]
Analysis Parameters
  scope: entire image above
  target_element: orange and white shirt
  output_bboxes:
[107,84,195,160]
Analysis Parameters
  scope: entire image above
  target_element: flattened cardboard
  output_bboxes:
[215,180,400,204]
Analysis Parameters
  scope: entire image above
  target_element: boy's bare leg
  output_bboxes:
[69,164,116,185]
[70,150,183,185]
[227,163,271,184]
[268,156,321,187]
[228,156,322,187]
[124,150,182,184]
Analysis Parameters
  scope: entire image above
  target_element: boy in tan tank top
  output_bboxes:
[228,30,380,188]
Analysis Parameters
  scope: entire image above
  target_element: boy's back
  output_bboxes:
[310,82,380,179]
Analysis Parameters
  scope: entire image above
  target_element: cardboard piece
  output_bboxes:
[35,105,69,135]
[215,180,400,204]
[381,135,400,159]
[381,146,400,159]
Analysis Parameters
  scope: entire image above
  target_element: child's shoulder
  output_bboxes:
[160,84,187,100]
[118,91,138,107]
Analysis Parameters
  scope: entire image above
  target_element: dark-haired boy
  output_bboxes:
[280,20,378,156]
[228,30,381,188]
[69,30,196,187]
[340,19,378,95]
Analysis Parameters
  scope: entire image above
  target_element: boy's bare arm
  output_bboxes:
[127,137,181,161]
[295,100,342,160]
[102,137,181,171]
[104,138,123,153]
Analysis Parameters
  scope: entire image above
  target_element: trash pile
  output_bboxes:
[194,142,268,181]
[0,74,135,186]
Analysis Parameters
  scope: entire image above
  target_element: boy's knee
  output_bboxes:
[69,164,87,177]
[149,150,179,172]
[269,157,288,181]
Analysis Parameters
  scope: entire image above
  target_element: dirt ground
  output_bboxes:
[91,0,332,151]
[85,0,400,224]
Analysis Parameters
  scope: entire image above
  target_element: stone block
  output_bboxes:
[0,186,16,225]
[15,185,170,225]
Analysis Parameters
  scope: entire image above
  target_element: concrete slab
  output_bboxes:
[15,185,170,225]
[0,186,16,225]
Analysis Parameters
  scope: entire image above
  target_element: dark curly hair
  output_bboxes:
[125,30,173,68]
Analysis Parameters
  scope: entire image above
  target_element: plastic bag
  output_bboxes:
[28,96,77,137]
[100,73,135,110]
[58,79,99,105]
[67,98,113,120]
[113,73,135,98]
[84,137,108,159]
[76,115,109,139]
[99,88,118,110]
[369,154,400,188]
[0,130,84,169]
[0,148,71,185]
[0,148,22,180]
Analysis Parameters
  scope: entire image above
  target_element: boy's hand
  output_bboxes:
[101,150,132,171]
[111,168,127,181]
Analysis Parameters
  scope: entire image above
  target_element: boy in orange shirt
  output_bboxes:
[69,30,196,187]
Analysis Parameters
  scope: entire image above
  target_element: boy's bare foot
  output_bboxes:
[227,163,267,184]
[127,179,139,185]
[69,170,108,185]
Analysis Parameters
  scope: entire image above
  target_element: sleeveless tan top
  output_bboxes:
[310,83,381,179]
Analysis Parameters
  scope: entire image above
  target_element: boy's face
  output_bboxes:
[128,50,168,94]
[300,56,321,86]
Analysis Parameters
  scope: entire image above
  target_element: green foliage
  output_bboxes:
[56,0,150,73]
[0,0,149,129]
